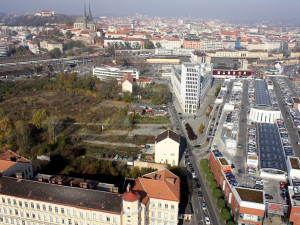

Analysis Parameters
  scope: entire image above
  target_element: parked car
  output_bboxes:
[265,194,273,200]
[202,202,207,210]
[238,169,243,174]
[205,216,211,225]
[198,191,203,198]
[249,176,256,181]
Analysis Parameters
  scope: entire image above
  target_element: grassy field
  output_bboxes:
[81,144,142,159]
[135,116,170,124]
[0,90,118,123]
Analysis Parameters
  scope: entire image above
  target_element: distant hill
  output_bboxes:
[7,14,76,26]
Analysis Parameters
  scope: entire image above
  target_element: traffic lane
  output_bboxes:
[188,148,220,225]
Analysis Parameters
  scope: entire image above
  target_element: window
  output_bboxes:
[113,216,117,223]
[158,203,161,208]
[171,205,175,210]
[44,215,47,221]
[49,216,53,222]
[62,218,65,224]
[86,212,90,219]
[73,210,77,216]
[80,211,83,218]
[15,209,18,216]
[56,217,59,223]
[43,205,46,211]
[25,202,28,208]
[36,204,40,210]
[7,198,11,205]
[31,203,34,209]
[165,204,168,209]
[106,216,110,222]
[99,214,103,221]
[151,211,155,217]
[93,213,96,219]
[13,199,17,206]
[55,207,58,213]
[1,198,4,203]
[164,213,168,219]
[19,201,22,207]
[171,214,175,220]
[61,208,64,214]
[49,206,52,212]
[67,209,70,215]
[158,212,161,218]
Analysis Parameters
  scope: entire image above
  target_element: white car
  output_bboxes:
[205,216,210,224]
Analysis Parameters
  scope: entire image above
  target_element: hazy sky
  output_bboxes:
[1,0,300,23]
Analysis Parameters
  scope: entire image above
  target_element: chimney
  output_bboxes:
[126,183,131,192]
[15,172,23,179]
[58,176,63,185]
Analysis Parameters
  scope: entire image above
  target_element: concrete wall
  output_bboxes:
[133,161,167,170]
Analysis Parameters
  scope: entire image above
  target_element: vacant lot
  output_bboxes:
[0,90,118,123]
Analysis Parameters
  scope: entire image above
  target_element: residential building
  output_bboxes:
[0,44,7,57]
[0,168,180,225]
[0,150,33,180]
[39,40,63,52]
[93,65,140,82]
[35,10,55,17]
[155,129,180,166]
[183,39,201,50]
[122,73,134,93]
[171,62,212,114]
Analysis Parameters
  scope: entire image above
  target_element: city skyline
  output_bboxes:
[1,0,300,24]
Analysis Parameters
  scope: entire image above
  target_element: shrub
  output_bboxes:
[206,172,214,182]
[221,208,231,221]
[226,220,235,225]
[200,159,209,169]
[217,197,225,210]
[209,180,218,190]
[212,188,223,199]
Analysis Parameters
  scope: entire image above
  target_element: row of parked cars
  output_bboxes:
[225,170,238,186]
[277,119,294,157]
[277,78,300,129]
[101,153,132,161]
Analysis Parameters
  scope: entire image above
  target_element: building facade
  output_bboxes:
[155,129,180,166]
[73,4,96,31]
[0,168,180,225]
[172,62,212,114]
[93,66,140,82]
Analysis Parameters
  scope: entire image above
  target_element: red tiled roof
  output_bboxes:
[122,191,140,202]
[122,73,134,84]
[132,169,180,203]
[0,150,31,163]
[0,160,16,172]
[221,30,237,36]
[135,78,151,82]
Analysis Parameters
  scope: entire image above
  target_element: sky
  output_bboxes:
[1,0,300,24]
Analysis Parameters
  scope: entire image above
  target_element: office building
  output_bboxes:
[93,65,140,82]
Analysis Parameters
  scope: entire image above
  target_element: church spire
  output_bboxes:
[89,3,93,20]
[84,3,87,29]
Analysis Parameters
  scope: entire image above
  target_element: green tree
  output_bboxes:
[221,208,231,221]
[217,198,225,210]
[46,116,63,143]
[122,92,133,103]
[225,221,235,225]
[206,172,214,182]
[200,158,209,168]
[66,30,73,39]
[212,188,223,199]
[130,167,141,178]
[32,109,49,129]
[202,165,211,174]
[155,42,162,48]
[144,40,155,49]
[49,48,62,58]
[209,180,218,190]
[215,84,222,97]
[13,121,32,155]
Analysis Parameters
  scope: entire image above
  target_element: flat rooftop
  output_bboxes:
[254,80,272,107]
[257,123,286,172]
[219,157,229,165]
[235,187,264,204]
[0,176,123,213]
[289,157,300,169]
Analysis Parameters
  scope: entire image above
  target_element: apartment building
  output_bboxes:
[39,40,63,52]
[0,168,180,225]
[155,129,180,166]
[182,39,201,50]
[0,45,7,57]
[93,65,140,82]
[171,62,212,114]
